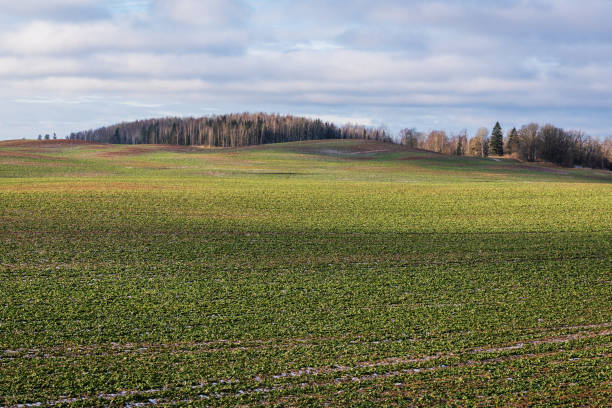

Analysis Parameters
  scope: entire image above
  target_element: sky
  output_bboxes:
[1,0,612,140]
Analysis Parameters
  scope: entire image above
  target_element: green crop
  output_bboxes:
[1,140,611,406]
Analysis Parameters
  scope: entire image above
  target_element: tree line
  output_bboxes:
[399,122,612,170]
[68,113,391,147]
[66,113,611,170]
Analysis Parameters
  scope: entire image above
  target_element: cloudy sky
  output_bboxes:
[1,0,612,140]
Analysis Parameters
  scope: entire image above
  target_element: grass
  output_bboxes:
[1,139,611,407]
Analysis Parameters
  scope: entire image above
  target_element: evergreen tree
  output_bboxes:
[110,128,121,144]
[506,127,518,154]
[455,138,463,156]
[490,122,503,155]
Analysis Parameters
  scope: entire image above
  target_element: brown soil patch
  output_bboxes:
[159,145,207,153]
[282,140,417,156]
[0,151,67,161]
[96,144,207,157]
[97,146,153,157]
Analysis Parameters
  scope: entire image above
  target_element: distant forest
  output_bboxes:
[67,113,391,147]
[66,113,611,170]
[399,122,612,170]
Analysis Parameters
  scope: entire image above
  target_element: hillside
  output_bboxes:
[67,113,391,147]
[1,139,611,406]
[2,138,610,183]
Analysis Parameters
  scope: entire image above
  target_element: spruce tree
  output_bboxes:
[490,122,503,155]
[507,127,518,154]
[489,128,497,155]
[110,128,121,144]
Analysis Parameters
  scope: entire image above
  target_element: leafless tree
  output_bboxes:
[468,127,489,157]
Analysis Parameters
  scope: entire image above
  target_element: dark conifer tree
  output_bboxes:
[490,122,503,155]
[110,128,121,144]
[507,127,518,154]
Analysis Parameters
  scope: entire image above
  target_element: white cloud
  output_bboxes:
[0,19,248,56]
[0,21,136,55]
[1,0,612,140]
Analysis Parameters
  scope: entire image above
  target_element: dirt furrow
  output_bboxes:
[4,331,610,408]
[3,322,610,361]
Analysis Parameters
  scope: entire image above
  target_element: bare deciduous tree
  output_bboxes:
[399,128,422,148]
[69,113,393,147]
[518,123,540,162]
[468,128,489,157]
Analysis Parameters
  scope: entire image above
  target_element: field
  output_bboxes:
[1,139,611,407]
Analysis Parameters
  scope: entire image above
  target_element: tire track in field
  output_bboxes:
[264,328,612,380]
[2,322,611,361]
[3,329,610,407]
[11,347,609,408]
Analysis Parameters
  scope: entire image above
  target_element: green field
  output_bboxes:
[1,139,611,407]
